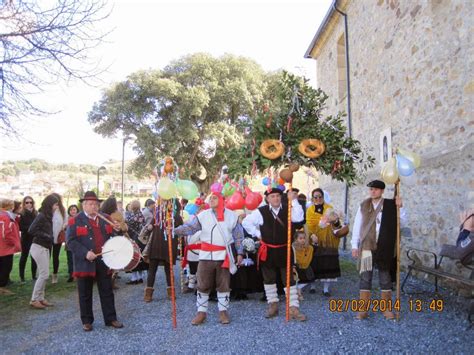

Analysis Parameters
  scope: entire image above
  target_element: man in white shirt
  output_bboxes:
[351,180,406,320]
[242,187,306,321]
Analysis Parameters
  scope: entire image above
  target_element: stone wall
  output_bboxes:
[312,0,473,282]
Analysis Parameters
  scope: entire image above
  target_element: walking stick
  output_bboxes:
[286,182,292,322]
[395,180,401,321]
[166,200,178,328]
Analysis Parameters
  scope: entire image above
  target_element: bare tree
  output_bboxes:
[0,0,111,136]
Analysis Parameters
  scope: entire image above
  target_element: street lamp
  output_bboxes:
[121,136,130,206]
[97,166,106,197]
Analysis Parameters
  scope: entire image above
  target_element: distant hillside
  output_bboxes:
[0,159,155,202]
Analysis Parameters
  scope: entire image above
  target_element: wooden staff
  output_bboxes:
[286,182,292,322]
[395,180,401,321]
[97,213,115,226]
[166,200,178,328]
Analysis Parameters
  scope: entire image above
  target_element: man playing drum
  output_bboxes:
[66,191,124,331]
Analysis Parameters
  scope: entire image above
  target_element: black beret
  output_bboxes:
[367,180,386,189]
[264,187,284,196]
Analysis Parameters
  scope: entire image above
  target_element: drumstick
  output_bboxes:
[96,250,114,257]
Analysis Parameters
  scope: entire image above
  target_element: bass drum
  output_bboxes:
[101,236,141,271]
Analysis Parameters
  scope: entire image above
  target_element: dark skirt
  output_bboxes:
[296,266,315,283]
[311,247,340,279]
[230,255,264,294]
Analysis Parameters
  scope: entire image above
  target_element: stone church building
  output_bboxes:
[305,0,472,282]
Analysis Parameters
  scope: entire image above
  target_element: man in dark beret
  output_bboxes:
[351,180,406,320]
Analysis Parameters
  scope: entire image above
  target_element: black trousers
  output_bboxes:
[147,259,171,287]
[66,250,73,276]
[0,255,14,287]
[51,243,62,274]
[76,259,117,325]
[19,237,37,280]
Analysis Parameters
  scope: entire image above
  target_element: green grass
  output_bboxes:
[0,248,77,312]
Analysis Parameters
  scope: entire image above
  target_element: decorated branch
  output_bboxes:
[227,71,375,184]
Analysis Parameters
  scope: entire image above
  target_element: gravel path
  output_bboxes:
[1,252,472,354]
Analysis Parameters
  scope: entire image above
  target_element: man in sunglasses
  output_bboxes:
[242,187,306,321]
[351,180,406,320]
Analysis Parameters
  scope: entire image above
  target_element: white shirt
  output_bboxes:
[242,200,304,238]
[351,199,407,250]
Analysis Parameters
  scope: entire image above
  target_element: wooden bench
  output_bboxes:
[401,247,474,325]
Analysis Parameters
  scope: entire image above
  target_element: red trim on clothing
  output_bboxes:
[73,271,96,278]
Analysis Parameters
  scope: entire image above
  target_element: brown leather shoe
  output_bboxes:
[191,311,207,325]
[289,306,307,322]
[107,320,124,328]
[219,311,230,324]
[381,291,395,320]
[83,323,93,332]
[265,302,279,318]
[40,299,54,307]
[144,287,154,302]
[29,300,46,309]
[356,290,370,320]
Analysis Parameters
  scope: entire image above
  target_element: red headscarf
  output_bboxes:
[211,192,225,221]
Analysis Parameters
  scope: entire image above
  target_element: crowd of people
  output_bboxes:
[0,179,420,330]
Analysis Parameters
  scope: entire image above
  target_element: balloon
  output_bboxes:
[396,154,415,176]
[184,203,199,215]
[381,157,399,184]
[182,210,190,222]
[278,178,285,185]
[157,177,178,200]
[262,177,270,186]
[176,179,199,200]
[400,171,417,186]
[244,187,260,210]
[323,190,331,204]
[210,182,223,193]
[277,184,285,191]
[225,191,245,210]
[255,192,263,205]
[222,182,236,197]
[398,148,421,169]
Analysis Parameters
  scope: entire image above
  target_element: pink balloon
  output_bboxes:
[210,182,223,193]
[225,191,245,210]
[245,192,260,210]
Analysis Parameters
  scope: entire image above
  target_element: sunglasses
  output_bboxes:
[25,201,34,205]
[312,195,323,199]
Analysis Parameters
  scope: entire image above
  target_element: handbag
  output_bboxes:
[57,230,66,244]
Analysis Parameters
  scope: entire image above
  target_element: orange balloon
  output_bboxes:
[278,177,285,185]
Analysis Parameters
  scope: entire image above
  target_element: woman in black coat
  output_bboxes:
[19,196,38,282]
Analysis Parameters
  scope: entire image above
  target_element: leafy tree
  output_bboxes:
[0,0,110,136]
[88,53,268,189]
[227,71,375,185]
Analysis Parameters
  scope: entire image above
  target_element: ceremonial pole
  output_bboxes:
[166,200,177,328]
[286,182,292,322]
[395,180,401,321]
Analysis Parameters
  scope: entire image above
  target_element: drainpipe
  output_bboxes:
[334,1,352,250]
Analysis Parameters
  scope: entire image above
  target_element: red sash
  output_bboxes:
[181,243,201,268]
[201,242,229,269]
[257,240,286,269]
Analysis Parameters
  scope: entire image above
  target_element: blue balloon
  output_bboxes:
[262,177,270,186]
[277,184,285,191]
[184,203,199,215]
[324,190,331,204]
[397,154,415,176]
